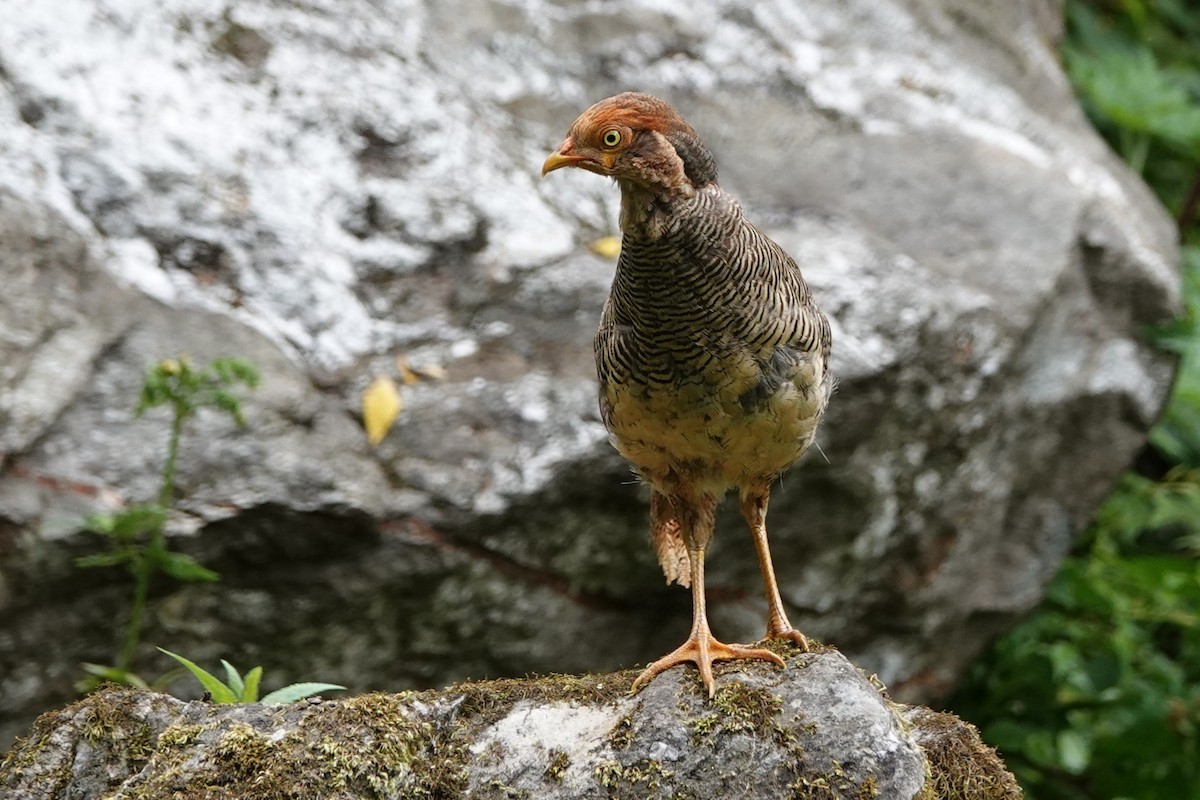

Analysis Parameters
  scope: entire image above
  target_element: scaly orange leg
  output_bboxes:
[631,543,785,698]
[741,488,810,649]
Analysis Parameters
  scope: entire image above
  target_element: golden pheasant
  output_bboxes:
[542,92,833,697]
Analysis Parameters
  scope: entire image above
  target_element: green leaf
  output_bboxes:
[137,371,171,414]
[242,666,263,703]
[158,552,220,583]
[1022,729,1060,769]
[209,390,246,425]
[157,648,237,703]
[109,504,167,539]
[1057,729,1092,775]
[149,667,187,692]
[260,682,346,705]
[981,719,1040,753]
[1068,46,1200,156]
[79,663,151,690]
[221,660,245,700]
[83,513,118,535]
[212,357,261,388]
[75,551,134,569]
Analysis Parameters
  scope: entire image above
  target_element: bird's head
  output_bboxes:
[541,92,717,195]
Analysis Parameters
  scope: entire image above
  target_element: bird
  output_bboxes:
[541,92,833,698]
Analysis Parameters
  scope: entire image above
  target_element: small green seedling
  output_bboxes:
[158,648,346,704]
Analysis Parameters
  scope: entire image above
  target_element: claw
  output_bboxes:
[768,623,810,652]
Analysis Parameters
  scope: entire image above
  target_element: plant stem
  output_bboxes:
[159,406,185,508]
[118,554,151,672]
[119,406,186,673]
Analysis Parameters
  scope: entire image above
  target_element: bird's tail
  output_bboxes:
[650,491,690,587]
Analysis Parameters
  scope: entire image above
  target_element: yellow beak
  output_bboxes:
[541,151,591,176]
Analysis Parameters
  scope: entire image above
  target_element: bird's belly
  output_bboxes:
[600,355,826,494]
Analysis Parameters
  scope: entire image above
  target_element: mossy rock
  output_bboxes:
[0,648,1021,799]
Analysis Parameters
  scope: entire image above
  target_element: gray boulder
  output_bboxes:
[0,0,1179,748]
[0,648,1020,799]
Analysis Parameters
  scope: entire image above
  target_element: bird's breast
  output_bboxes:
[596,326,829,494]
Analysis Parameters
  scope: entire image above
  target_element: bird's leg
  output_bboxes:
[632,495,785,698]
[741,486,809,649]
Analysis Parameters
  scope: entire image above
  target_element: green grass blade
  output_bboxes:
[220,660,245,699]
[80,663,150,690]
[242,666,263,703]
[260,682,346,705]
[157,648,237,703]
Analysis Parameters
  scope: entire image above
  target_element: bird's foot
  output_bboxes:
[631,631,785,698]
[766,624,810,652]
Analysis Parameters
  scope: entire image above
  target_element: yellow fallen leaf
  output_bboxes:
[412,363,447,381]
[395,355,421,386]
[362,376,403,446]
[589,235,621,259]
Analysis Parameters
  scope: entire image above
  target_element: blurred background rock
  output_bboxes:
[0,2,1194,796]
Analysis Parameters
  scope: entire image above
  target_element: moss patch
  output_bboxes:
[758,637,835,661]
[2,688,167,797]
[111,692,462,800]
[713,680,786,738]
[544,748,570,783]
[154,721,211,751]
[908,709,1022,800]
[595,757,675,798]
[606,712,636,750]
[789,760,881,800]
[479,778,529,798]
[446,668,636,732]
[688,680,790,744]
[15,670,637,799]
[79,694,156,765]
[0,707,70,794]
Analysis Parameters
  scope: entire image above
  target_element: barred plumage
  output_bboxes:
[543,92,832,698]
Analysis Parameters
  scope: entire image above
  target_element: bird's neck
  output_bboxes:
[617,179,695,239]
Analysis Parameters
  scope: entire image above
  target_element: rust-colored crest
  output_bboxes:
[568,92,694,144]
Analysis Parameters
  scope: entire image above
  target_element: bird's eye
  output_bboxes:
[601,129,623,148]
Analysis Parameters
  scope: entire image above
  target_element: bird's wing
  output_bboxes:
[662,187,830,363]
[738,221,832,364]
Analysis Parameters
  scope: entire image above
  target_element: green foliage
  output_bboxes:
[76,356,259,690]
[1068,46,1200,171]
[1152,247,1200,464]
[157,648,345,705]
[951,3,1200,799]
[77,502,218,582]
[138,356,260,428]
[1064,0,1200,209]
[953,473,1200,799]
